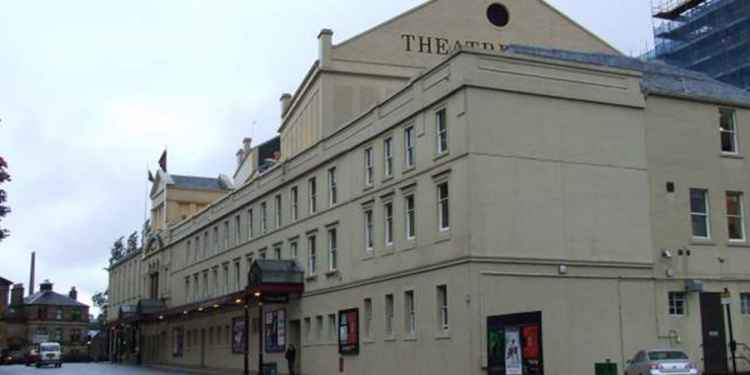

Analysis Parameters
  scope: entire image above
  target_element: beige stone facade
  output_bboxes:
[107,1,750,374]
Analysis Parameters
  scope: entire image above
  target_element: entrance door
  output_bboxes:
[289,320,301,374]
[200,328,206,368]
[700,293,728,374]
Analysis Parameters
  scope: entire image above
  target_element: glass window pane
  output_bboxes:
[691,215,708,237]
[690,190,706,213]
[727,194,741,215]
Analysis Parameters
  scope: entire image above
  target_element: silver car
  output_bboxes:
[625,349,699,375]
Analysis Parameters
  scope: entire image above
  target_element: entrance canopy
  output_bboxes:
[248,260,305,296]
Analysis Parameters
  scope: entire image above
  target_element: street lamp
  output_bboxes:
[254,291,264,375]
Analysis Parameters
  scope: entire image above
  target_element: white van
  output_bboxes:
[37,342,62,368]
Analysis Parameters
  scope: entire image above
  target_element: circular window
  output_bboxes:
[486,3,510,27]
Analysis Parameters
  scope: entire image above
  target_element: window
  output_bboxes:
[328,168,338,206]
[437,285,448,331]
[261,202,268,233]
[203,272,209,298]
[405,194,416,240]
[223,220,230,250]
[213,226,219,253]
[195,236,200,260]
[308,235,317,275]
[690,189,710,239]
[436,108,448,154]
[212,268,219,297]
[194,274,200,300]
[405,290,416,335]
[56,307,63,320]
[385,294,394,336]
[727,192,745,241]
[316,316,324,341]
[438,182,450,231]
[741,293,750,315]
[364,298,373,339]
[223,264,229,294]
[328,228,338,272]
[248,209,254,239]
[308,178,317,214]
[70,329,82,344]
[384,137,393,177]
[235,215,241,245]
[669,292,687,316]
[720,108,738,154]
[364,147,374,186]
[385,202,394,246]
[290,240,298,259]
[185,277,190,302]
[203,231,209,257]
[71,308,81,321]
[405,126,415,168]
[273,244,282,260]
[275,194,282,228]
[304,317,312,342]
[364,209,374,252]
[328,314,337,340]
[291,187,299,221]
[186,240,191,264]
[233,261,240,291]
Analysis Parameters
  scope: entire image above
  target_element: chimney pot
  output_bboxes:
[10,284,24,306]
[280,94,292,118]
[69,287,78,301]
[318,29,333,67]
[242,137,253,153]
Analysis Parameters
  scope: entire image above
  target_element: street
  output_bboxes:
[0,363,201,375]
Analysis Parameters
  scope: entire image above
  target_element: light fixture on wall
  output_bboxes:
[558,265,568,274]
[666,268,676,278]
[661,249,673,259]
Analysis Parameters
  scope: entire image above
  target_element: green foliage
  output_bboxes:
[0,156,10,242]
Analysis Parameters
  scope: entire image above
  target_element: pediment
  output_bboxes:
[331,0,619,69]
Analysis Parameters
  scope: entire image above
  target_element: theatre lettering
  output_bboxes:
[401,34,503,55]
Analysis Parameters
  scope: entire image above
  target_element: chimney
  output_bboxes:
[29,251,35,296]
[280,93,292,117]
[39,279,53,292]
[0,282,10,311]
[236,148,245,168]
[318,28,333,67]
[242,137,253,153]
[10,284,24,306]
[68,286,78,301]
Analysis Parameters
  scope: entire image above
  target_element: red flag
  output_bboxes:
[158,150,167,172]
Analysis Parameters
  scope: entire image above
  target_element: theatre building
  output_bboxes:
[106,0,750,374]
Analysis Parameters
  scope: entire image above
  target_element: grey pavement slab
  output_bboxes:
[0,363,220,375]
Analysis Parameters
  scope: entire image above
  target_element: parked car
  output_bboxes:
[1,350,26,365]
[25,349,40,366]
[625,349,699,375]
[36,342,62,368]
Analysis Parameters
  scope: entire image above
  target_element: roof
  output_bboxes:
[505,44,750,108]
[170,175,231,192]
[24,290,88,307]
[0,277,12,286]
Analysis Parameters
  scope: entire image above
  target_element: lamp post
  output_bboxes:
[255,291,263,375]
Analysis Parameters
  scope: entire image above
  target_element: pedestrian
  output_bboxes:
[285,344,296,375]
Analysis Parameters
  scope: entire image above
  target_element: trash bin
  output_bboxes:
[595,362,617,375]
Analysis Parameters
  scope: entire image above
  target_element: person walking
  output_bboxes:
[285,344,297,375]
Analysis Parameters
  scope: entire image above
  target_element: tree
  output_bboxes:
[92,291,108,308]
[0,156,10,242]
[126,231,139,254]
[110,236,125,263]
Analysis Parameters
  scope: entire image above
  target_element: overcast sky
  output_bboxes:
[0,0,653,315]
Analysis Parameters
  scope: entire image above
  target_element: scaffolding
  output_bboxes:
[650,0,750,90]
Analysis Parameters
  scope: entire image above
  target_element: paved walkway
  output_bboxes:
[0,363,249,375]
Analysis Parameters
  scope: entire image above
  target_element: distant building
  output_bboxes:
[0,279,90,358]
[648,0,750,90]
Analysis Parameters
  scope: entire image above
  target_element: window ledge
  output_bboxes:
[690,239,716,247]
[433,151,450,161]
[403,335,418,342]
[435,332,451,340]
[403,165,416,174]
[727,241,750,248]
[384,336,397,342]
[720,152,743,160]
[325,270,339,278]
[305,275,318,282]
[363,185,375,192]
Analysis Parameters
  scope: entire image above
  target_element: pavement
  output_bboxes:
[0,363,239,375]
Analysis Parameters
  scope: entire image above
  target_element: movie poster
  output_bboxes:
[523,324,541,375]
[232,317,247,354]
[265,309,286,353]
[505,327,522,375]
[338,309,359,355]
[173,327,184,357]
